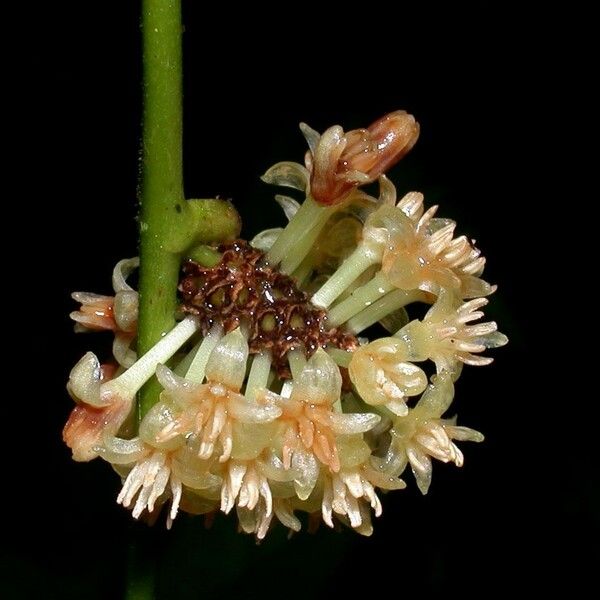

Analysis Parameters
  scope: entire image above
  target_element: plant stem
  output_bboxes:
[327,272,394,326]
[345,289,427,334]
[125,525,159,600]
[138,0,184,419]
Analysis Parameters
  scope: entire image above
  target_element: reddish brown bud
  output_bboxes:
[305,111,419,206]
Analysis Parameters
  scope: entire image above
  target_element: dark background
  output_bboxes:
[10,2,595,598]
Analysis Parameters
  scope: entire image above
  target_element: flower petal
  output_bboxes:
[112,257,139,293]
[275,194,301,220]
[328,412,380,434]
[227,394,282,423]
[416,371,455,418]
[67,352,105,407]
[205,328,249,391]
[291,349,342,406]
[291,450,319,500]
[261,161,309,191]
[250,228,282,252]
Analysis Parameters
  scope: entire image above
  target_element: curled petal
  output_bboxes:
[274,499,301,533]
[291,349,342,406]
[291,450,319,500]
[327,412,380,435]
[250,228,282,252]
[113,290,138,333]
[378,175,397,206]
[415,371,455,418]
[407,446,433,494]
[364,464,407,491]
[299,123,321,156]
[444,424,484,443]
[112,333,137,368]
[477,331,509,348]
[156,364,199,396]
[205,328,249,391]
[70,293,116,332]
[112,257,139,293]
[227,394,282,423]
[95,436,147,465]
[275,195,301,221]
[67,352,105,407]
[261,161,310,192]
[261,161,308,191]
[462,276,496,299]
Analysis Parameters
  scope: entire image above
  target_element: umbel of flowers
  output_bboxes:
[64,111,507,538]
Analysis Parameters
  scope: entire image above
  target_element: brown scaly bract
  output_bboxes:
[178,240,358,376]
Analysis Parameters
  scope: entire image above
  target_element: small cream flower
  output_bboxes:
[348,338,427,416]
[150,329,281,462]
[71,258,139,367]
[220,460,274,539]
[397,289,508,374]
[63,356,128,462]
[117,449,182,527]
[64,317,199,461]
[379,203,495,298]
[390,371,484,494]
[321,435,405,535]
[310,188,430,309]
[261,349,380,473]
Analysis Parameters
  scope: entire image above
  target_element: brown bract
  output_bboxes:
[179,241,358,376]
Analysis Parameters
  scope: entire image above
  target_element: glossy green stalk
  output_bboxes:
[137,0,184,418]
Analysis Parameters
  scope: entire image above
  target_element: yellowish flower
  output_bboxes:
[397,289,508,374]
[390,371,484,494]
[261,349,380,473]
[64,317,199,462]
[64,111,506,537]
[150,329,281,463]
[348,338,427,416]
[70,257,139,367]
[220,460,274,539]
[321,434,405,535]
[380,203,494,298]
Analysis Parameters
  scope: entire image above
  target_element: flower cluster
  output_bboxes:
[64,111,506,537]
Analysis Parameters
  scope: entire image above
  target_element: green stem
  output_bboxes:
[345,289,428,334]
[138,0,184,419]
[125,525,160,600]
[327,272,394,326]
[311,247,379,309]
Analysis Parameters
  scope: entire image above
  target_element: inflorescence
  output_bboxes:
[64,111,507,538]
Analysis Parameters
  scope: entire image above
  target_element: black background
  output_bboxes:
[10,2,596,598]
